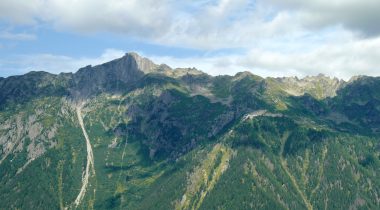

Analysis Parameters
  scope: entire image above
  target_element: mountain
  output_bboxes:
[0,53,379,210]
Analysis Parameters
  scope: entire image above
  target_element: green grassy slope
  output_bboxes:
[0,66,379,209]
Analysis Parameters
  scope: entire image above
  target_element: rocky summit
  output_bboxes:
[0,53,379,210]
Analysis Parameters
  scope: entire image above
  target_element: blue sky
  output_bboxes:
[1,0,380,79]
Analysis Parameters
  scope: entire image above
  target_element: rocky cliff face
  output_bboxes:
[71,53,159,99]
[0,53,171,105]
[274,74,345,99]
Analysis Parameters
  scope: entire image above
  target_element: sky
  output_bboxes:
[1,0,380,80]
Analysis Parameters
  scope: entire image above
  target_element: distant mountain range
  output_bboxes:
[1,53,379,209]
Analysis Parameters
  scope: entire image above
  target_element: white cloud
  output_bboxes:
[1,0,380,78]
[0,0,173,37]
[266,0,380,37]
[238,37,380,80]
[149,36,380,80]
[0,0,325,49]
[1,0,380,45]
[1,0,379,48]
[0,0,43,24]
[45,0,172,37]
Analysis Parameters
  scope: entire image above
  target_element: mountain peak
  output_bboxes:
[70,52,159,98]
[122,52,158,74]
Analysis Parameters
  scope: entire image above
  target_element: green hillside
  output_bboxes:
[0,53,379,210]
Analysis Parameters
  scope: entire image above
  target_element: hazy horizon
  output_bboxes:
[0,51,368,82]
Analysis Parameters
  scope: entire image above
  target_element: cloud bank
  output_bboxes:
[0,0,380,79]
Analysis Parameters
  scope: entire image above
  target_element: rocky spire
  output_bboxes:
[71,52,160,99]
[124,52,158,74]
